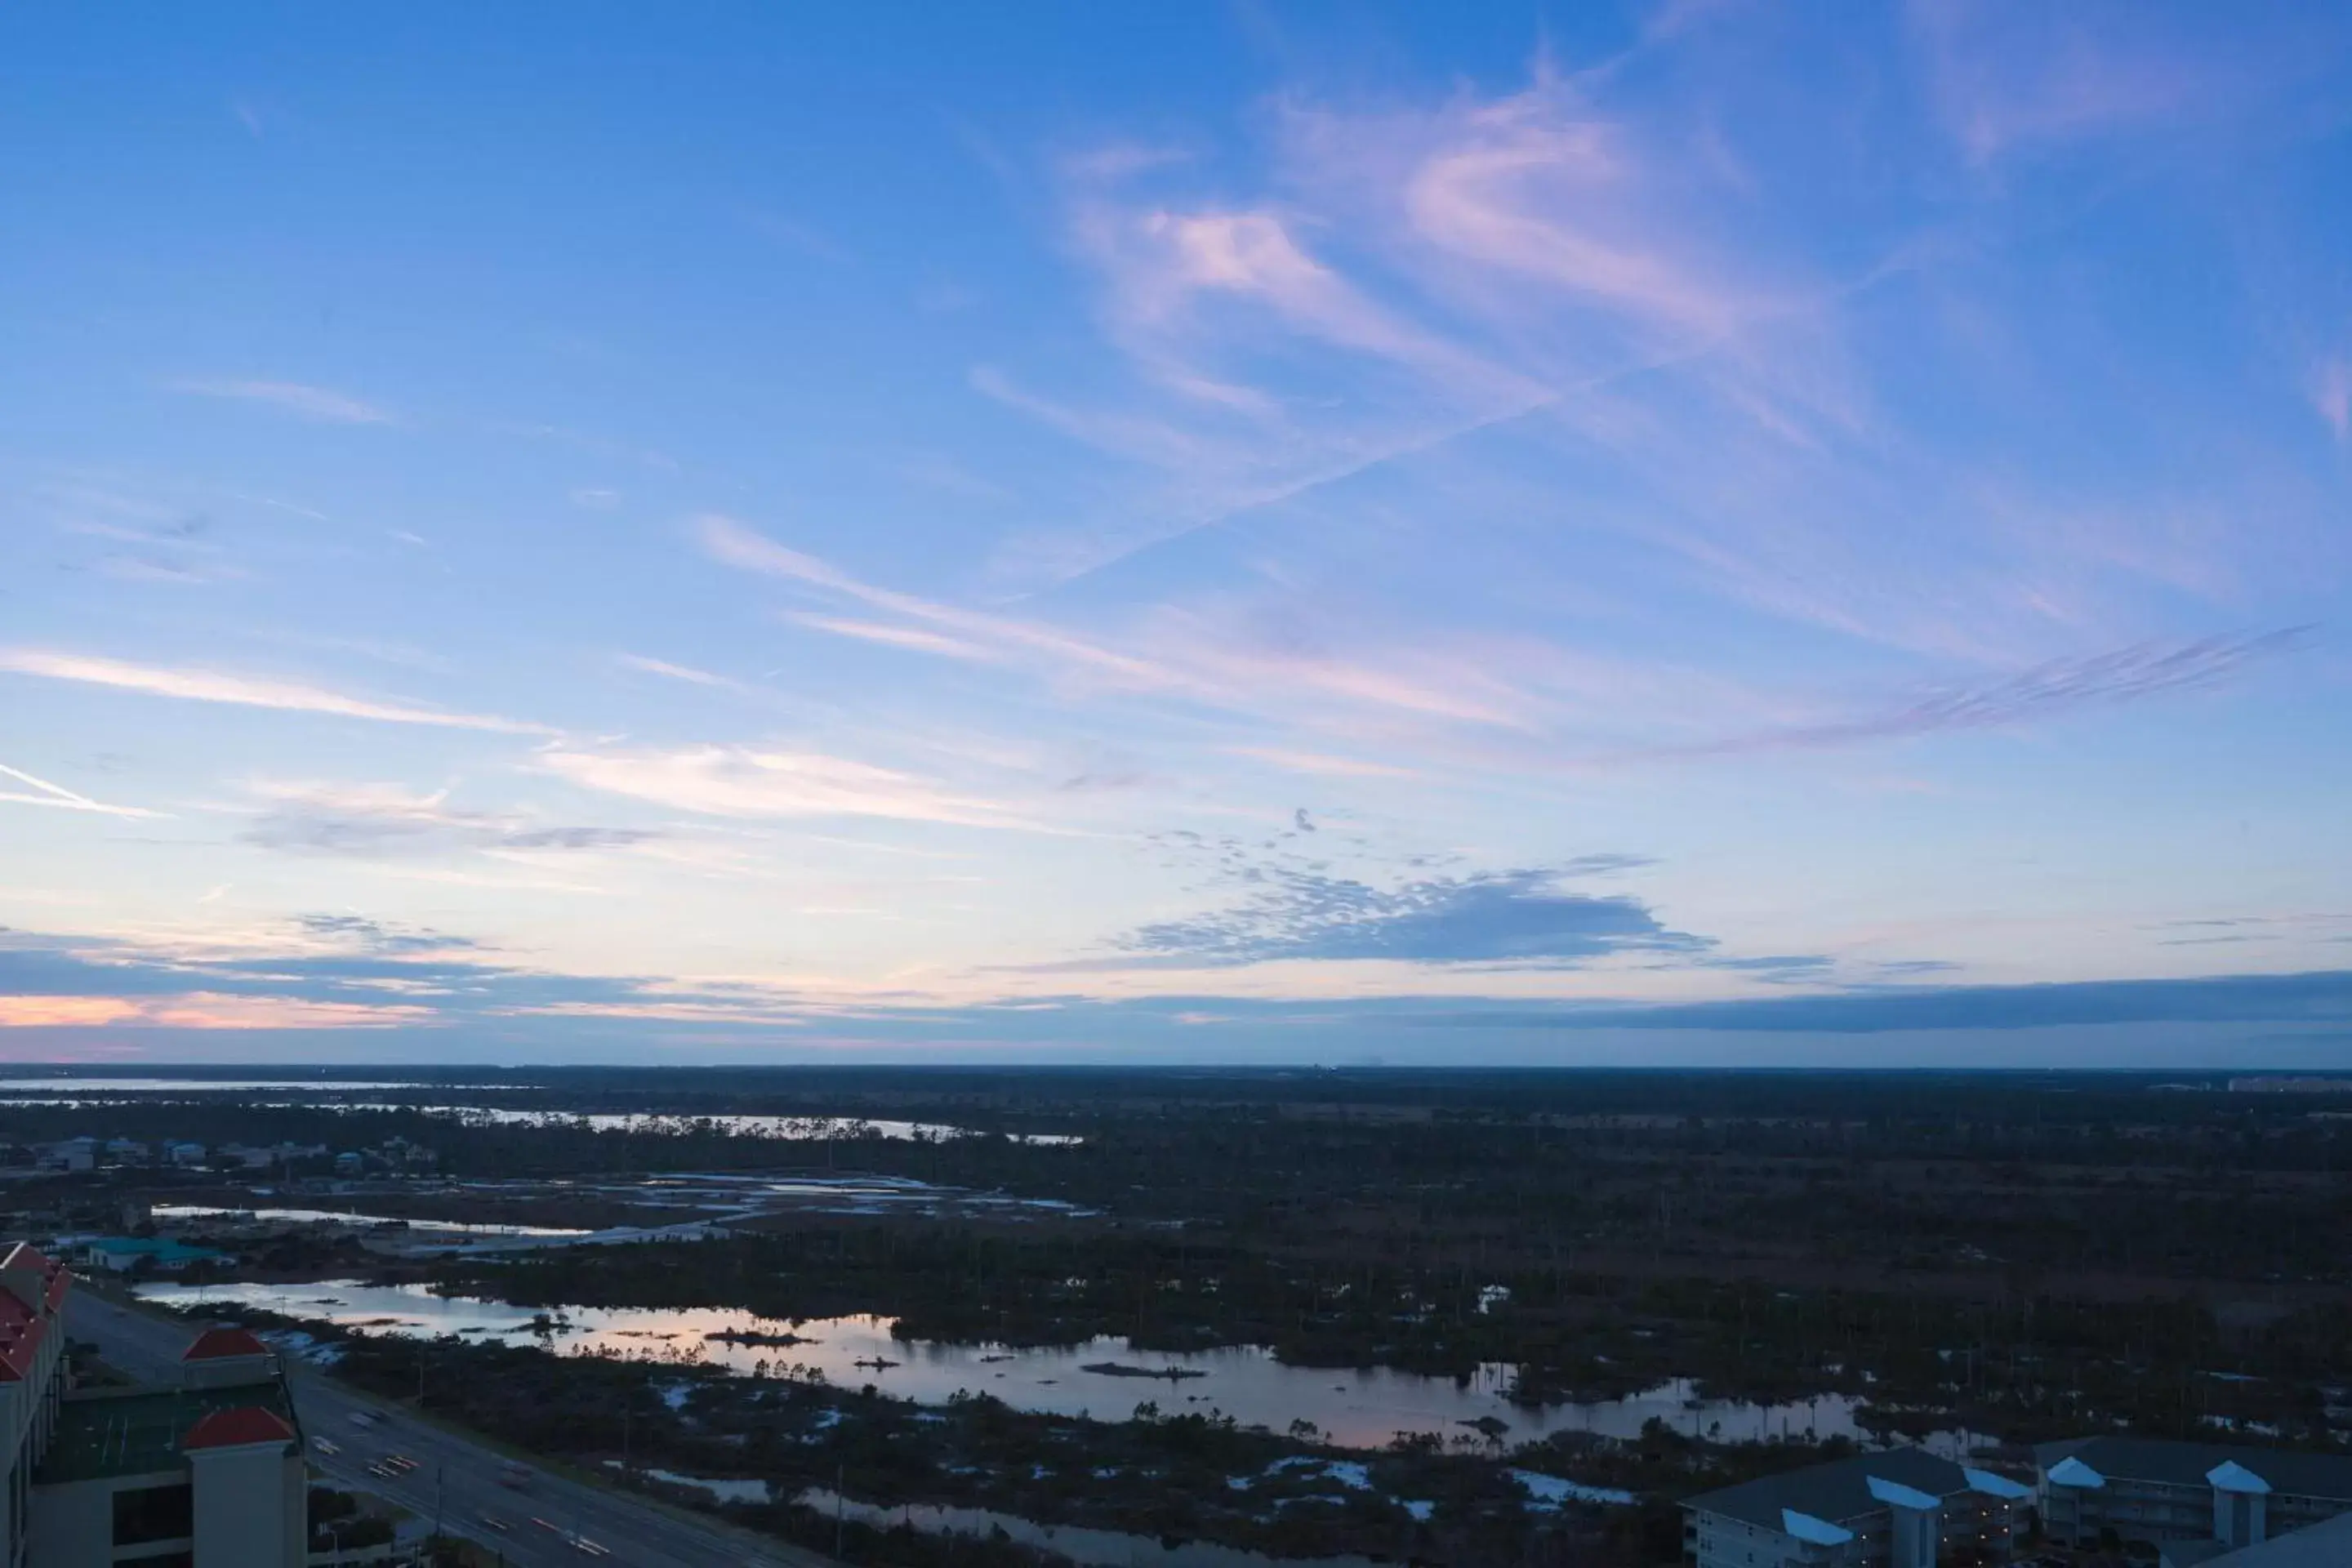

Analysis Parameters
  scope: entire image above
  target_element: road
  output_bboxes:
[68,1290,828,1568]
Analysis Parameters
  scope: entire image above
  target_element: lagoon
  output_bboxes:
[137,1278,1960,1453]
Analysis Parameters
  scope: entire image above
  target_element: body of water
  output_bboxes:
[136,1278,1952,1452]
[152,1205,592,1238]
[0,1088,1084,1145]
[0,1078,453,1094]
[327,1107,1083,1145]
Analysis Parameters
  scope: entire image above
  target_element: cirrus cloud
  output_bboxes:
[167,378,395,425]
[0,651,553,734]
[538,741,1054,832]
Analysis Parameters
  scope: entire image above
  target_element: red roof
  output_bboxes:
[182,1405,296,1450]
[0,1242,67,1382]
[2,1243,55,1274]
[182,1326,271,1361]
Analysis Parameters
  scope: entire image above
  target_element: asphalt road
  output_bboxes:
[67,1290,828,1568]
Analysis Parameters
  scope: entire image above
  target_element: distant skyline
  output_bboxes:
[5,1,2352,1065]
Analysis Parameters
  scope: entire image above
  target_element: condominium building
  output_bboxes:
[0,1243,306,1566]
[0,1245,72,1568]
[2036,1437,2352,1559]
[1682,1446,2031,1568]
[2158,1506,2352,1566]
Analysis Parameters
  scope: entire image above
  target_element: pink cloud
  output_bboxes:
[2313,357,2351,441]
[0,993,430,1029]
[1904,0,2314,167]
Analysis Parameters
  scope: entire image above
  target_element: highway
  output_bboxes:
[68,1290,828,1568]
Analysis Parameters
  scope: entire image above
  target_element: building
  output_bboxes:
[73,1239,225,1276]
[2037,1437,2352,1558]
[1682,1446,2030,1568]
[0,1243,305,1566]
[0,1244,73,1568]
[2161,1506,2352,1566]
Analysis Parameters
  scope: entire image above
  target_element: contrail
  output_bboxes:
[0,760,168,819]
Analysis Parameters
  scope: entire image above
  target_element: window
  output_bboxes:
[111,1481,193,1546]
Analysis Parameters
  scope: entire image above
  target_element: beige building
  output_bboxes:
[0,1245,306,1567]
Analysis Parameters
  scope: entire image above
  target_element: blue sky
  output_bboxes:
[5,1,2352,1065]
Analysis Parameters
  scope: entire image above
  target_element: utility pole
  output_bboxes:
[434,1463,444,1541]
[834,1463,844,1560]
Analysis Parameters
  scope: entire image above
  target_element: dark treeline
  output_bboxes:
[49,1069,2352,1565]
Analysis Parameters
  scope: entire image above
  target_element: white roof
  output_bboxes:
[1782,1509,1855,1546]
[1867,1476,1943,1511]
[2207,1460,2272,1494]
[2047,1456,2107,1489]
[1965,1467,2034,1500]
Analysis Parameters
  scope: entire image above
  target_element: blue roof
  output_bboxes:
[2047,1456,2107,1489]
[2207,1460,2273,1495]
[1965,1467,2034,1500]
[1867,1476,1942,1511]
[1782,1509,1855,1546]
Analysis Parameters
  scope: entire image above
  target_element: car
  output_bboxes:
[310,1437,339,1455]
[479,1515,510,1533]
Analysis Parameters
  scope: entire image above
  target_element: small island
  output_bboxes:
[1080,1361,1207,1382]
[703,1328,815,1347]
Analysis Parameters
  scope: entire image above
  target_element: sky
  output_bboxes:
[4,1,2352,1067]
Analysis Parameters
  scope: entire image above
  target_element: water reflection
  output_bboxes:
[329,1107,1084,1144]
[152,1205,590,1238]
[0,1078,453,1094]
[137,1278,1961,1453]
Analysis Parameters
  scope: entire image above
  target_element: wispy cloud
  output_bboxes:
[0,760,167,820]
[1225,746,1420,779]
[242,781,654,859]
[705,515,1557,733]
[2314,357,2351,441]
[0,651,552,734]
[615,653,761,696]
[1908,0,2206,166]
[702,515,1168,686]
[167,379,394,425]
[781,615,999,662]
[0,991,431,1030]
[1628,629,2313,761]
[539,742,1054,832]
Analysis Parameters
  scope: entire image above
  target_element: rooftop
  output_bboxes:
[1685,1447,2016,1534]
[181,1325,270,1362]
[38,1383,300,1485]
[2198,1508,2352,1566]
[0,1241,68,1381]
[182,1405,296,1450]
[2036,1438,2352,1503]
